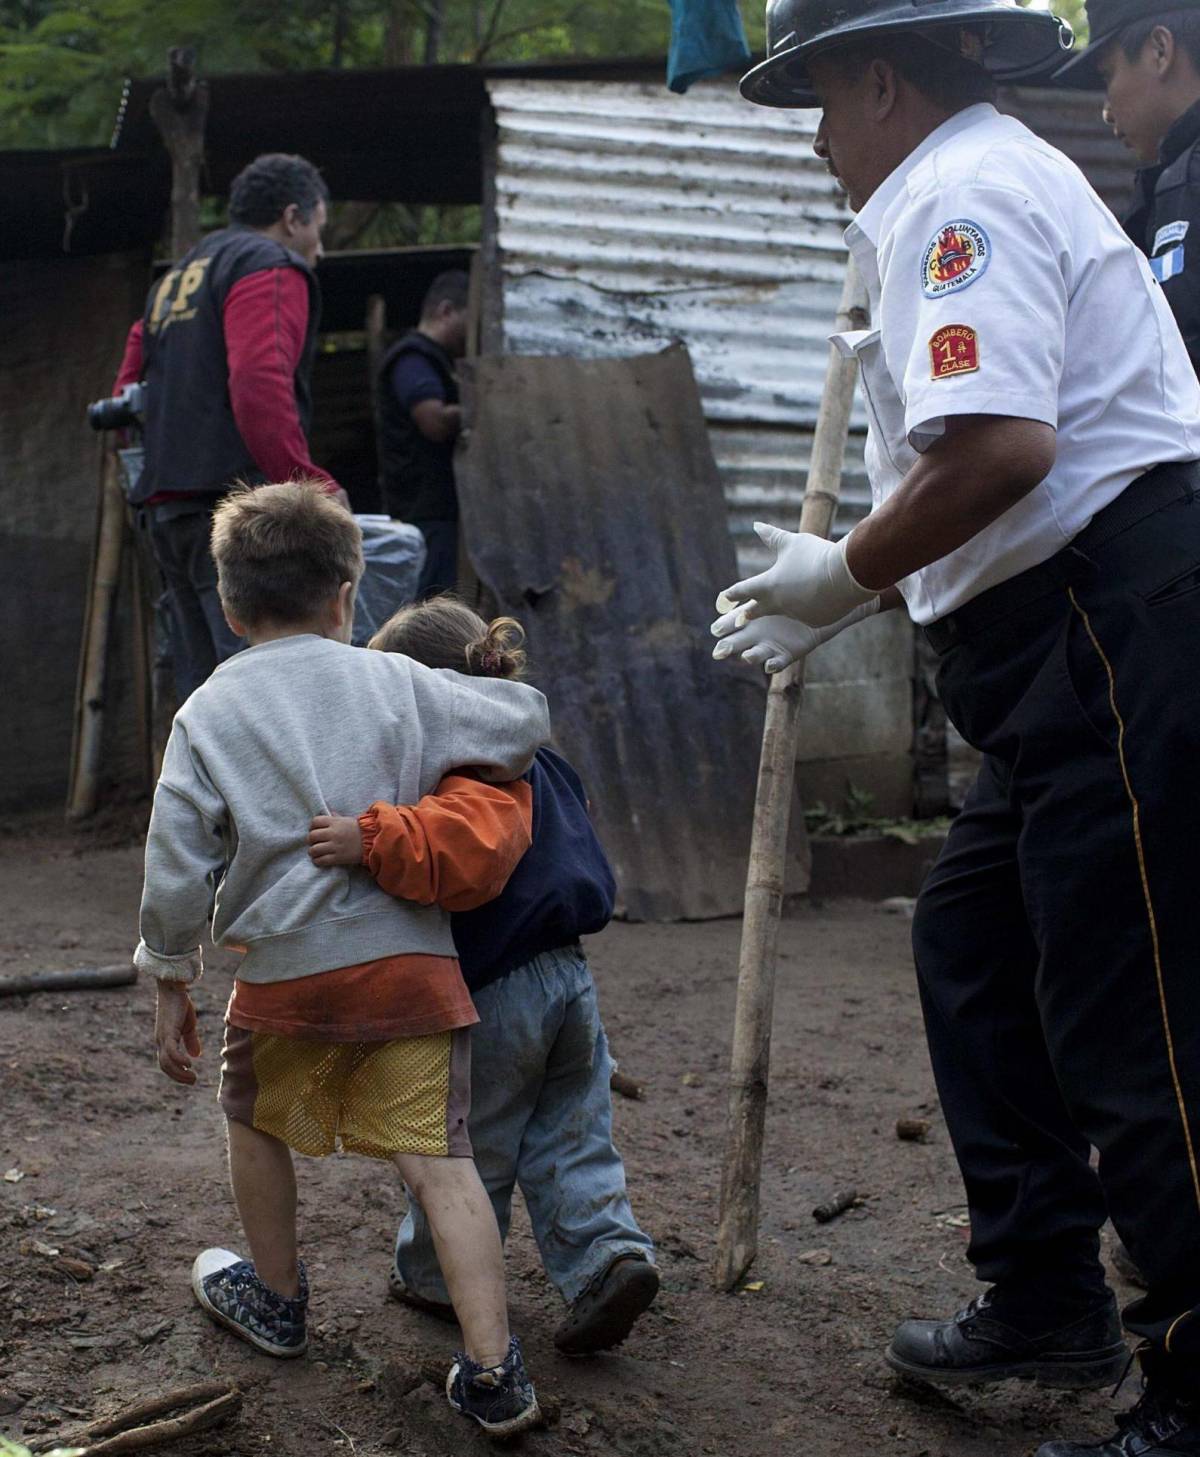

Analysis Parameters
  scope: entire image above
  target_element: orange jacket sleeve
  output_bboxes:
[359,774,533,913]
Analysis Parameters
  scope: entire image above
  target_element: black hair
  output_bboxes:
[420,269,470,319]
[228,153,329,227]
[827,31,997,110]
[1119,9,1200,70]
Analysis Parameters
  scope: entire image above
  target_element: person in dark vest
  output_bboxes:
[378,271,469,597]
[1056,1,1200,1299]
[1057,1,1200,377]
[112,153,349,701]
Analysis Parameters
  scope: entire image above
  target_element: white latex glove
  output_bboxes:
[720,522,877,628]
[711,597,880,674]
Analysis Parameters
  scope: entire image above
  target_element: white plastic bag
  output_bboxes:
[352,515,427,646]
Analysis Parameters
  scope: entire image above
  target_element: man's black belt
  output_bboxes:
[923,459,1200,654]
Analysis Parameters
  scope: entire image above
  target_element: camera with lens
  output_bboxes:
[87,380,146,432]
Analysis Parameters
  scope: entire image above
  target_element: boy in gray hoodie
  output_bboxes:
[135,483,548,1437]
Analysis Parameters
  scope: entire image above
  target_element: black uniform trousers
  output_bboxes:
[913,462,1200,1358]
[147,503,243,702]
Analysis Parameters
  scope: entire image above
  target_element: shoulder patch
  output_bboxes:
[929,324,979,379]
[921,220,991,299]
[1153,219,1189,254]
[1151,245,1186,283]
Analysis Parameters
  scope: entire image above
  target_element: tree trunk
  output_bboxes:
[384,2,412,65]
[424,0,444,64]
[148,48,207,260]
[331,0,348,66]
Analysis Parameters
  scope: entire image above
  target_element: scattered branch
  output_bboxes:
[0,965,136,999]
[32,1384,241,1457]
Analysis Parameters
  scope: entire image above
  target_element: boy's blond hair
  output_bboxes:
[211,482,363,627]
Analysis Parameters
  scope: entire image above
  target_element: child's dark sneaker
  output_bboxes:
[388,1262,456,1323]
[191,1247,308,1358]
[446,1334,540,1437]
[554,1254,660,1355]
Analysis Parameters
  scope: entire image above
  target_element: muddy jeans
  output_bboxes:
[394,945,654,1305]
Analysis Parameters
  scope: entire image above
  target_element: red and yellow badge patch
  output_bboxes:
[929,324,979,379]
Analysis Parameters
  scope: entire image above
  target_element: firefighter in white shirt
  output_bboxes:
[714,4,1200,1453]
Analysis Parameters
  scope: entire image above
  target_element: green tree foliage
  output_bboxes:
[0,0,728,149]
[0,0,1084,153]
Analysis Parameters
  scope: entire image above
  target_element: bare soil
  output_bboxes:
[0,818,1136,1457]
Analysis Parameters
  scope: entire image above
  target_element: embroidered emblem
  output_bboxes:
[921,220,991,298]
[1154,219,1189,253]
[1151,245,1186,283]
[929,324,979,379]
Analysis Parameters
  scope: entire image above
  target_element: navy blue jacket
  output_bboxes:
[452,748,615,993]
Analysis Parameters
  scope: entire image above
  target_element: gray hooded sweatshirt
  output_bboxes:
[134,634,550,986]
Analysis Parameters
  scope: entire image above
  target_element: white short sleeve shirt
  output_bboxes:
[836,104,1200,624]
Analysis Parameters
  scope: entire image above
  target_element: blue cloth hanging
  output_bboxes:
[667,0,752,93]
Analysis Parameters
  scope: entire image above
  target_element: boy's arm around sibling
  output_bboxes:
[135,660,550,1082]
[309,773,533,911]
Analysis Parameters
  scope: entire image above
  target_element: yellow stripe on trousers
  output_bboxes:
[1068,589,1200,1353]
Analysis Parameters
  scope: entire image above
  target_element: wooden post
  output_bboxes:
[66,449,127,821]
[713,260,870,1292]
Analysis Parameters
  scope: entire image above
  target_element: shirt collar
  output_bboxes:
[1161,98,1200,168]
[847,103,1002,250]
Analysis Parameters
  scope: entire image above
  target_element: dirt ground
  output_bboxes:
[0,818,1138,1457]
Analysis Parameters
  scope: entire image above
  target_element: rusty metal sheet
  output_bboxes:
[456,343,802,920]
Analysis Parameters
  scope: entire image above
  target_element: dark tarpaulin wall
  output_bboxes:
[455,344,803,921]
[0,252,149,813]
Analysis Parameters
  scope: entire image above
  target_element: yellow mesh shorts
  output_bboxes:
[218,1024,472,1160]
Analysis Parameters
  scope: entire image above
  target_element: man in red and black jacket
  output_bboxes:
[114,152,348,700]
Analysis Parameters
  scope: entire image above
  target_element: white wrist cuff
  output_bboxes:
[135,941,204,985]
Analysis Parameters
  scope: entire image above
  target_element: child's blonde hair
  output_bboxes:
[369,594,527,680]
[211,480,363,627]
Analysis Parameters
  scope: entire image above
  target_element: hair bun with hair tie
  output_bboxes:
[481,648,502,673]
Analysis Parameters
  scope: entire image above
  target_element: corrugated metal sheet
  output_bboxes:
[1000,86,1134,215]
[488,78,1136,570]
[455,344,805,920]
[489,78,857,568]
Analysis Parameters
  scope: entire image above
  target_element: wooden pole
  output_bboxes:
[66,449,128,822]
[713,260,870,1292]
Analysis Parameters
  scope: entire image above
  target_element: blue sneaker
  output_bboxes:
[191,1247,308,1358]
[446,1334,540,1437]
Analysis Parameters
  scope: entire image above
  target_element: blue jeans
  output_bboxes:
[394,945,654,1305]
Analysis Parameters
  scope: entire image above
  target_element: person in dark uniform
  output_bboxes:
[715,2,1200,1453]
[113,153,347,701]
[378,271,469,598]
[1055,0,1200,1302]
[1057,0,1200,376]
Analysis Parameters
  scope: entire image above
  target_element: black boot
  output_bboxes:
[1035,1348,1200,1455]
[886,1287,1128,1389]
